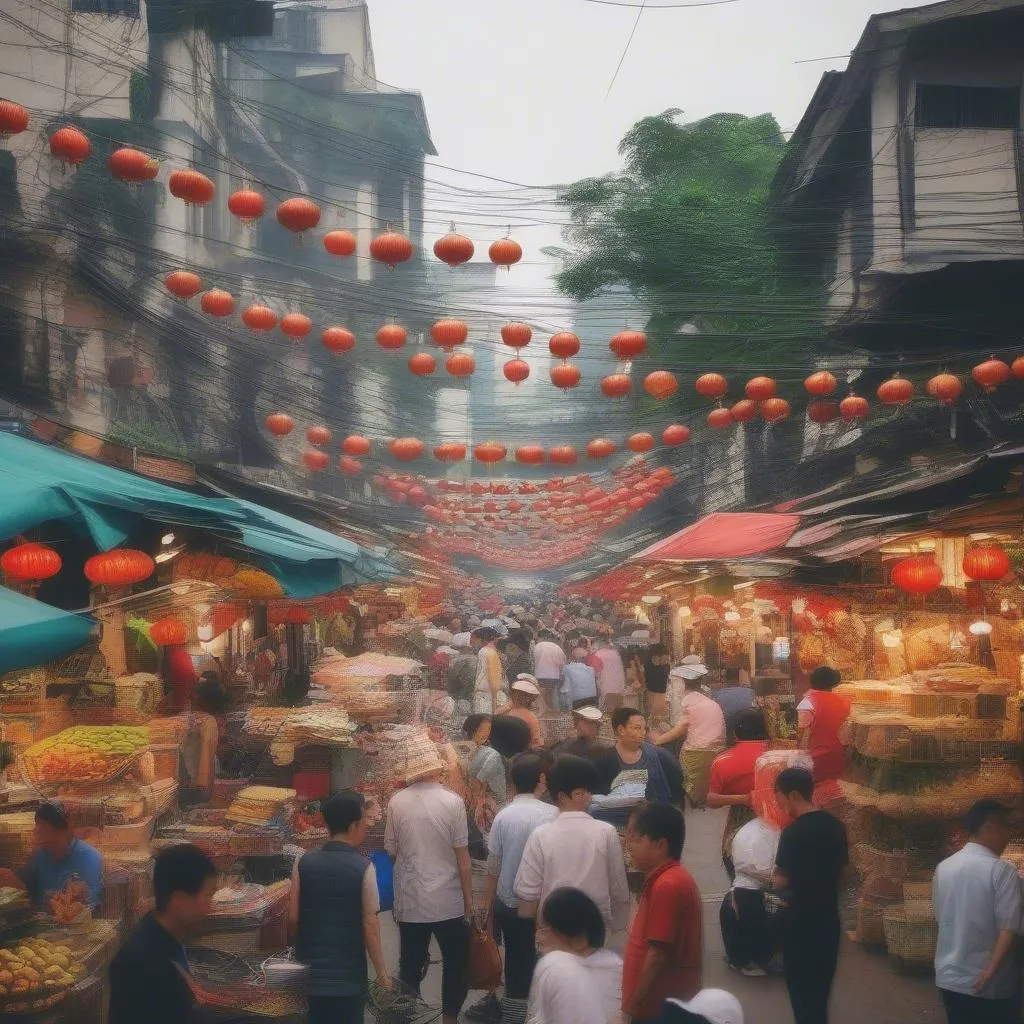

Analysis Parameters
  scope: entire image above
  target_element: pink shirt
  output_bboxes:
[679,691,726,750]
[594,648,625,695]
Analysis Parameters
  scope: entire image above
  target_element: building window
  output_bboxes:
[72,0,140,13]
[915,84,1020,130]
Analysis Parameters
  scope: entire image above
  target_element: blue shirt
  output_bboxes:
[487,795,559,908]
[713,686,755,727]
[18,838,103,910]
[560,662,597,704]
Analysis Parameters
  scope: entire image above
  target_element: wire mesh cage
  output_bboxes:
[368,979,441,1024]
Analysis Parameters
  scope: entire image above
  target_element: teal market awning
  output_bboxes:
[0,585,96,674]
[0,434,399,598]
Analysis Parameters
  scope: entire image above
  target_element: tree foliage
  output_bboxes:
[551,110,820,364]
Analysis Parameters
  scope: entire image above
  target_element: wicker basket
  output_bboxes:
[141,779,179,818]
[883,907,938,969]
[210,778,252,809]
[98,815,155,851]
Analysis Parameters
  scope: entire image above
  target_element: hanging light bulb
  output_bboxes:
[196,623,215,642]
[161,533,176,546]
[882,629,903,649]
[969,620,993,636]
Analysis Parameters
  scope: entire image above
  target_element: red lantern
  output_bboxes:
[391,438,425,462]
[84,550,154,587]
[323,230,357,257]
[242,304,278,331]
[587,438,616,459]
[228,189,265,222]
[839,395,869,421]
[376,324,407,350]
[322,326,355,353]
[407,486,429,507]
[474,442,507,464]
[149,616,189,646]
[49,126,91,166]
[696,373,728,399]
[302,449,330,472]
[108,147,159,182]
[306,426,332,446]
[431,319,468,348]
[760,397,790,423]
[516,445,545,465]
[730,400,757,423]
[0,99,29,138]
[489,237,523,268]
[963,544,1011,582]
[165,271,203,300]
[370,230,414,268]
[891,554,943,596]
[501,323,532,349]
[343,435,371,456]
[745,376,776,401]
[644,371,678,399]
[276,198,322,234]
[446,352,476,377]
[503,358,530,384]
[877,376,913,405]
[551,363,582,390]
[662,424,690,446]
[168,169,215,205]
[1,543,62,582]
[433,230,474,267]
[926,373,962,405]
[972,357,1011,392]
[281,313,312,340]
[804,370,838,396]
[549,332,581,359]
[339,455,363,476]
[265,413,294,436]
[627,432,655,453]
[200,289,235,317]
[602,374,632,398]
[807,401,839,424]
[609,330,646,359]
[707,408,734,430]
[433,442,466,462]
[408,352,437,376]
[549,446,578,466]
[1012,355,1024,380]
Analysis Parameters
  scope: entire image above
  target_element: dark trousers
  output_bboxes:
[940,989,1017,1024]
[307,993,367,1024]
[494,900,537,999]
[398,916,470,1019]
[781,915,840,1024]
[720,888,773,968]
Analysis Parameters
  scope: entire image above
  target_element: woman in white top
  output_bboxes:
[528,887,623,1024]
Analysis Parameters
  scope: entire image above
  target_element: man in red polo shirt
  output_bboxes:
[623,802,702,1024]
[707,709,770,879]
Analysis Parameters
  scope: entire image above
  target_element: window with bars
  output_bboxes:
[915,83,1020,130]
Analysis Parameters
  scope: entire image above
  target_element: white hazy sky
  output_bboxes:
[368,0,936,283]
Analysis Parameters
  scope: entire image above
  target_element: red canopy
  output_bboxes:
[631,512,800,562]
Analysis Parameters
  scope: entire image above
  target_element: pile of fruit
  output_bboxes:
[23,726,150,784]
[0,937,83,999]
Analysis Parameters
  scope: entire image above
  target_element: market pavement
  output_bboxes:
[376,806,946,1023]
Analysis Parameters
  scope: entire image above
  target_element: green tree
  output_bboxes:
[549,110,820,367]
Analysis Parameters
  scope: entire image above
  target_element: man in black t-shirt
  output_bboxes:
[772,767,848,1024]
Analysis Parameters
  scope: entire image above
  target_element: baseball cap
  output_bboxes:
[665,989,744,1024]
[572,705,603,722]
[512,675,540,696]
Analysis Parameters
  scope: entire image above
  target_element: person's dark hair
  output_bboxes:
[733,708,768,742]
[472,626,499,642]
[431,615,451,629]
[540,887,606,949]
[630,800,685,859]
[775,766,814,801]
[547,755,599,801]
[533,747,556,775]
[809,666,841,691]
[194,678,228,716]
[611,706,644,733]
[490,714,532,758]
[510,753,545,795]
[537,628,558,642]
[723,666,740,685]
[462,713,491,740]
[321,791,365,835]
[966,799,1008,836]
[34,803,69,831]
[153,844,216,912]
[684,676,704,692]
[647,642,668,657]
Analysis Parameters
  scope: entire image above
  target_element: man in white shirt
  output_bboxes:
[385,758,474,1024]
[933,800,1022,1024]
[483,754,559,1024]
[514,755,630,944]
[532,631,566,713]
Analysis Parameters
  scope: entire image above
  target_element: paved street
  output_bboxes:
[379,805,946,1023]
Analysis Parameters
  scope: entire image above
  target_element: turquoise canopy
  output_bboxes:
[0,434,399,598]
[0,585,96,674]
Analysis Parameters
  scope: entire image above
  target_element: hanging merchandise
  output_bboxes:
[323,230,357,257]
[376,324,407,350]
[551,363,581,390]
[433,229,475,267]
[322,326,355,353]
[227,188,265,222]
[49,125,91,166]
[276,198,322,234]
[370,229,414,268]
[265,413,294,436]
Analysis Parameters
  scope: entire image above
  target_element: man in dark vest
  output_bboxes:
[289,791,392,1024]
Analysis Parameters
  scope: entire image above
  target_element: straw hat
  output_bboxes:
[512,674,540,696]
[573,705,603,722]
[401,732,445,784]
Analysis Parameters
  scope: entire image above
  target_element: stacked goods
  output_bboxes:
[0,673,44,714]
[241,708,292,739]
[278,709,354,746]
[23,726,149,785]
[330,690,398,724]
[0,936,84,1010]
[225,786,295,828]
[0,813,36,868]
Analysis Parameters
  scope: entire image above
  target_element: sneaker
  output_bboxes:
[741,965,767,977]
[465,992,503,1023]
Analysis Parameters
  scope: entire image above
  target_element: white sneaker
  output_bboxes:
[741,965,767,977]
